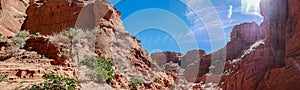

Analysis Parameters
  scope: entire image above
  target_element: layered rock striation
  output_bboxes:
[1,0,180,89]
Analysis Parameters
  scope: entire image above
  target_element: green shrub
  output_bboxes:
[61,48,71,58]
[171,83,176,88]
[129,75,144,90]
[130,82,138,90]
[152,59,157,63]
[0,74,8,83]
[95,27,105,34]
[30,32,40,37]
[80,56,114,84]
[12,36,26,48]
[65,28,84,38]
[0,34,5,42]
[11,30,29,48]
[16,30,29,38]
[29,72,81,90]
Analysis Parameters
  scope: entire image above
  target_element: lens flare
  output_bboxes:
[241,0,261,16]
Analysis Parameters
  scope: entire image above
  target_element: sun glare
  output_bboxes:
[241,0,261,16]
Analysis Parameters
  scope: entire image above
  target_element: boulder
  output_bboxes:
[24,37,65,65]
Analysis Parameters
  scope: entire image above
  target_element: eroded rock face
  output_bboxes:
[22,0,84,35]
[0,37,76,90]
[181,50,210,82]
[220,0,300,90]
[1,0,179,89]
[22,0,123,35]
[226,22,260,60]
[181,50,206,67]
[283,0,300,57]
[151,52,182,66]
[0,0,29,36]
[151,50,211,82]
[187,0,300,89]
[25,37,68,65]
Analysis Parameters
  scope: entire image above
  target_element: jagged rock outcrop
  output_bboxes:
[190,0,300,89]
[226,22,260,60]
[24,37,68,65]
[181,50,206,67]
[0,0,29,36]
[21,0,89,35]
[182,50,210,83]
[151,50,211,82]
[219,0,300,90]
[22,0,123,35]
[151,52,182,66]
[0,0,179,89]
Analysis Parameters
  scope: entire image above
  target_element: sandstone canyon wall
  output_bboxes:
[220,0,300,90]
[0,0,299,89]
[0,0,181,89]
[0,0,29,36]
[151,0,300,89]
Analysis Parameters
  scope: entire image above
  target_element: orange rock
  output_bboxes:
[0,0,28,36]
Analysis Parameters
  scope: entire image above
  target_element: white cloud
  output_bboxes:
[182,0,228,51]
[227,5,233,19]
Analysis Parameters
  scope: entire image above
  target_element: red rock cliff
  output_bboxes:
[220,0,300,90]
[1,0,180,89]
[0,0,28,36]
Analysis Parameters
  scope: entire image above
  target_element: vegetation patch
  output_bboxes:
[29,72,81,90]
[16,30,29,38]
[129,75,144,90]
[11,30,29,48]
[11,37,26,48]
[80,56,115,84]
[0,74,8,83]
[0,34,6,43]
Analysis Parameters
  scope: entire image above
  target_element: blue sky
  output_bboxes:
[109,0,263,54]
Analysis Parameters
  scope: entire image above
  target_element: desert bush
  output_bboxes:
[29,72,81,90]
[95,27,105,34]
[80,56,114,84]
[129,75,144,90]
[16,30,29,38]
[11,30,29,48]
[30,32,40,37]
[65,28,84,39]
[11,36,26,48]
[0,74,8,83]
[61,48,71,58]
[171,83,177,88]
[130,81,138,90]
[0,34,6,42]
